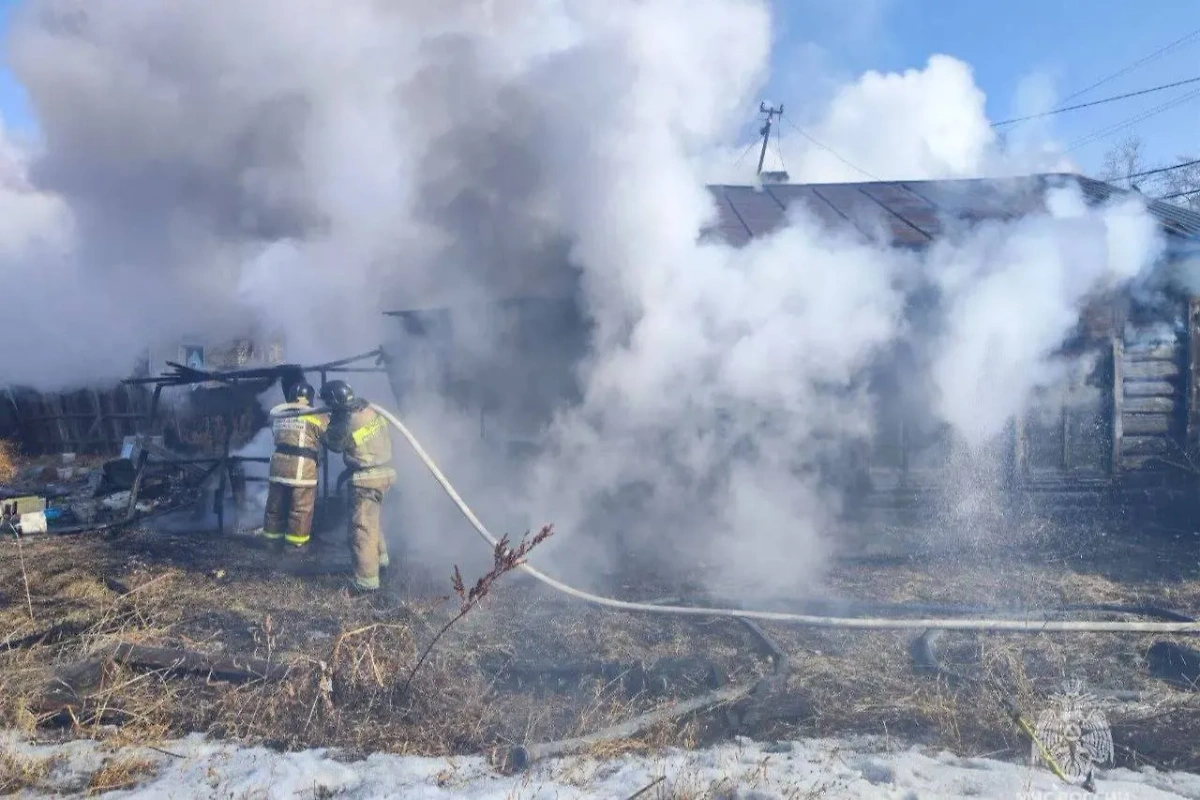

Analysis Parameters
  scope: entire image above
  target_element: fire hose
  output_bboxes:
[359,403,1200,635]
[273,400,1200,773]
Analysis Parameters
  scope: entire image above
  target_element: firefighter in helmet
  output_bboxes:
[319,380,395,593]
[262,380,327,551]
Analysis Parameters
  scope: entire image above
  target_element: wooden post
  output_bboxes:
[4,388,26,451]
[1013,411,1028,486]
[215,410,232,535]
[125,384,164,522]
[82,390,104,453]
[1060,393,1070,472]
[1112,335,1124,475]
[1187,297,1200,450]
[50,394,71,454]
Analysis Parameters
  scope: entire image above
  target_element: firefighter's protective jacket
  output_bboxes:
[323,403,396,488]
[267,402,328,487]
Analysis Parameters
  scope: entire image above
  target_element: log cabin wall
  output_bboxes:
[1188,297,1200,452]
[1117,299,1188,474]
[854,290,1196,518]
[376,284,1197,523]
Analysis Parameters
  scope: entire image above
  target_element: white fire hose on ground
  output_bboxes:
[275,400,1194,773]
[361,403,1200,635]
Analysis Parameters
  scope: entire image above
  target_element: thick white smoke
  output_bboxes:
[700,55,1075,185]
[927,188,1164,446]
[0,0,1168,594]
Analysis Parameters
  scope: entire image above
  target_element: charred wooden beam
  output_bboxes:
[31,658,119,722]
[1122,413,1175,436]
[1124,343,1181,360]
[109,642,292,682]
[1125,380,1177,397]
[479,655,727,697]
[1121,436,1173,456]
[3,619,96,651]
[33,643,292,723]
[1124,361,1181,380]
[1123,396,1176,414]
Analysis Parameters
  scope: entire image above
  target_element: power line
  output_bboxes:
[1066,86,1200,151]
[1002,26,1200,136]
[780,115,882,182]
[733,140,758,169]
[772,116,787,173]
[1122,158,1200,181]
[1055,26,1200,107]
[1157,187,1200,201]
[992,75,1200,126]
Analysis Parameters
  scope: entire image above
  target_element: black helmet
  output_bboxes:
[287,381,315,404]
[320,380,356,410]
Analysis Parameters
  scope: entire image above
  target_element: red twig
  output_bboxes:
[399,525,553,698]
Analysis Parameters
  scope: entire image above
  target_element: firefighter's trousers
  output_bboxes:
[263,481,317,548]
[348,484,392,591]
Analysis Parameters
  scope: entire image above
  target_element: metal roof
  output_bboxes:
[705,173,1200,247]
[385,174,1200,320]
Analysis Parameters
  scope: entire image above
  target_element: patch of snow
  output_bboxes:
[4,731,1198,799]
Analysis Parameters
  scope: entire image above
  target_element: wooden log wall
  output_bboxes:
[1189,297,1200,450]
[1118,317,1187,471]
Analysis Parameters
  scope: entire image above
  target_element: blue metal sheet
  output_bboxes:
[704,174,1200,248]
[1073,175,1200,238]
[762,185,853,230]
[705,191,750,237]
[700,223,752,247]
[719,186,787,237]
[901,177,1046,223]
[857,183,937,244]
[807,184,893,242]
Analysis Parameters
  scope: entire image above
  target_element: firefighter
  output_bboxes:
[262,381,327,552]
[319,380,395,593]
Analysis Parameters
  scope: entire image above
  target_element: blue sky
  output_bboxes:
[767,0,1200,175]
[0,0,1196,177]
[0,0,29,138]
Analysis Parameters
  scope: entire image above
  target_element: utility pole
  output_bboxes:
[756,102,784,176]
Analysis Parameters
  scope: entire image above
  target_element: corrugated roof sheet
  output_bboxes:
[705,173,1200,246]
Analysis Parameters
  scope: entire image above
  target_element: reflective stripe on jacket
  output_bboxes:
[323,404,396,488]
[268,402,328,487]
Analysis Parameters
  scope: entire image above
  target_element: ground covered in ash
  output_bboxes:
[2,509,1200,796]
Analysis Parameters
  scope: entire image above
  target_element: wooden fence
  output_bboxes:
[1,337,285,458]
[3,384,152,456]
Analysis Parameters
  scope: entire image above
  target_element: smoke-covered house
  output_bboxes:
[387,173,1200,520]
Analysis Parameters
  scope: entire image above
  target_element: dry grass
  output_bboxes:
[1,519,1199,778]
[0,530,641,760]
[0,749,57,795]
[749,545,1200,771]
[86,753,159,795]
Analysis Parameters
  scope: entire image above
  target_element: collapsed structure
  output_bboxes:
[0,337,285,456]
